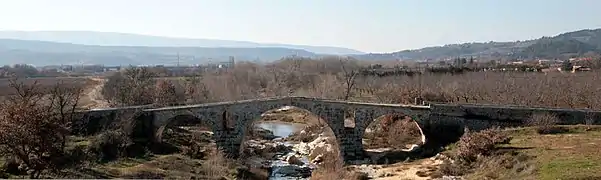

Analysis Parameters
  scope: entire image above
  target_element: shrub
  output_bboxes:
[201,149,233,179]
[0,79,81,178]
[309,143,368,180]
[438,159,473,176]
[437,127,513,177]
[455,127,511,162]
[88,130,130,162]
[102,67,156,106]
[527,112,565,134]
[183,132,212,159]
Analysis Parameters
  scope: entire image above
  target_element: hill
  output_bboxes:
[354,28,601,61]
[0,39,317,66]
[0,31,364,55]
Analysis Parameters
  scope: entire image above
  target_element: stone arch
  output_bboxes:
[356,108,429,164]
[355,108,429,143]
[242,105,340,142]
[155,110,215,143]
[223,103,343,165]
[153,110,219,155]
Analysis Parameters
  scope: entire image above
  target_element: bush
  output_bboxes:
[437,127,512,176]
[438,159,473,176]
[0,79,82,178]
[455,127,511,162]
[527,112,566,134]
[88,130,131,162]
[183,132,212,159]
[201,149,233,179]
[1,157,26,176]
[309,145,368,180]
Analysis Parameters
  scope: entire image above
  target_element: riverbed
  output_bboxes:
[253,122,315,180]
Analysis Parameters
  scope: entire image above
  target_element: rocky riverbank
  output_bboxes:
[243,123,338,179]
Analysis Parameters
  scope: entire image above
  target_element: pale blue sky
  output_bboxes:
[1,0,600,53]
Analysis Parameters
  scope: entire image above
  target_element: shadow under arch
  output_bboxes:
[361,112,429,164]
[154,112,217,155]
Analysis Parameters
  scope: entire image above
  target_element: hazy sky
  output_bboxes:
[1,0,601,53]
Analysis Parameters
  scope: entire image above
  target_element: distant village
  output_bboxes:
[365,56,597,74]
[1,55,598,78]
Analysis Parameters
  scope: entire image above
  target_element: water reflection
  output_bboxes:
[255,122,304,138]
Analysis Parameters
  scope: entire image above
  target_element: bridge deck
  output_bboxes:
[147,96,431,112]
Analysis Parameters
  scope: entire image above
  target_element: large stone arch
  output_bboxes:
[215,99,344,159]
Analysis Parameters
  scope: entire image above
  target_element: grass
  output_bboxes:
[464,125,601,180]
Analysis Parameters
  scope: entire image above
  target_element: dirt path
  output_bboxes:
[354,157,444,180]
[80,77,110,109]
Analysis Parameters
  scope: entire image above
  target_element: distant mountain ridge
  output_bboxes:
[1,29,601,66]
[0,31,364,55]
[0,39,318,66]
[354,28,601,61]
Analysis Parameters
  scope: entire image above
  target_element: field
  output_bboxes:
[0,77,92,96]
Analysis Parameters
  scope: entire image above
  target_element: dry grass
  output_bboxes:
[310,150,368,180]
[504,126,601,180]
[201,150,234,179]
[0,77,91,96]
[434,126,601,180]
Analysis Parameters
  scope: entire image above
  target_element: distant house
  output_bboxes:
[572,66,591,73]
[538,59,551,65]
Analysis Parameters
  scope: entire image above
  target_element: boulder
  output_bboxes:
[253,127,277,140]
[286,155,304,166]
[273,166,312,178]
[293,142,311,155]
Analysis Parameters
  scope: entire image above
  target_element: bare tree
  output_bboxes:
[0,78,82,178]
[102,67,156,106]
[154,80,179,106]
[338,57,359,100]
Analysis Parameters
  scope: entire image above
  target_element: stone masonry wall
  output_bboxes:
[430,104,601,130]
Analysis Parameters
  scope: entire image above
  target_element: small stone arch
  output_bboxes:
[361,112,427,147]
[155,110,215,143]
[355,108,428,142]
[357,108,430,164]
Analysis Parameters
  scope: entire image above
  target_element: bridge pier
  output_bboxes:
[338,127,367,163]
[214,129,243,158]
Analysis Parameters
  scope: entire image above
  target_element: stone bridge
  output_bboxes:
[75,96,601,163]
[147,97,430,162]
[76,96,431,162]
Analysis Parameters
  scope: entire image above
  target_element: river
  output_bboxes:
[253,122,314,180]
[255,121,304,138]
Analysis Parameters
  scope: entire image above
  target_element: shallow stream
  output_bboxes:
[253,122,314,180]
